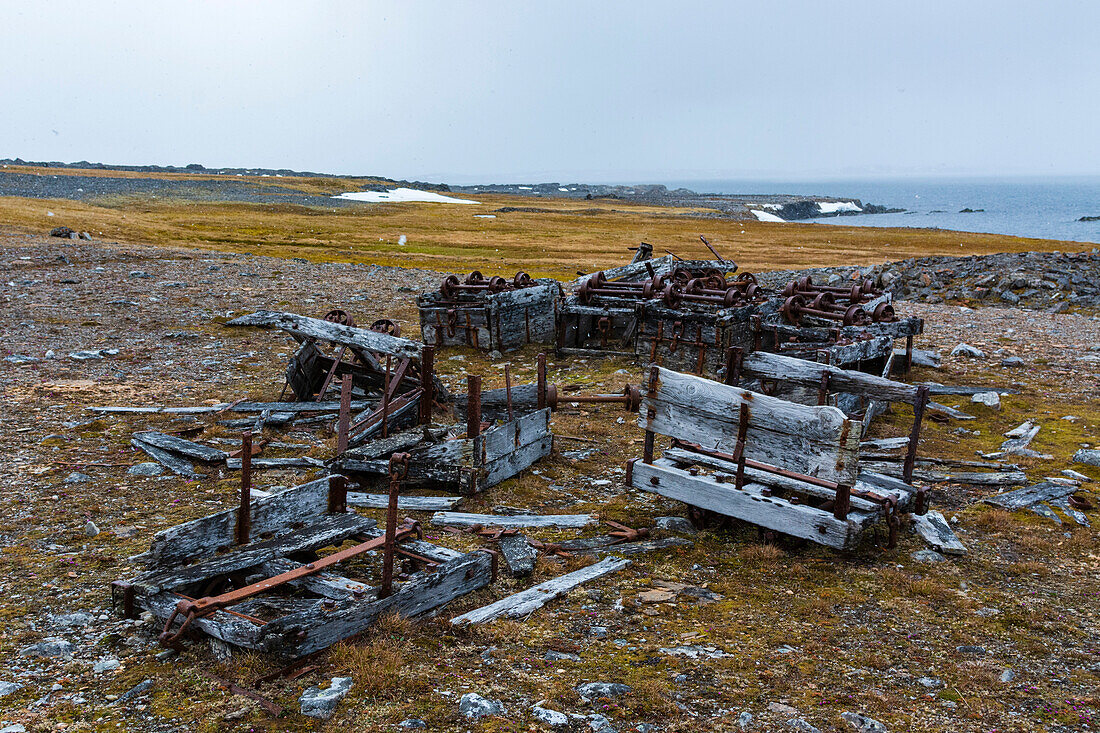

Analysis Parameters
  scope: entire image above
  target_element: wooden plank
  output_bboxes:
[230,400,374,413]
[452,384,539,421]
[910,511,967,555]
[476,435,553,491]
[227,310,423,361]
[556,535,694,557]
[661,447,881,513]
[132,513,376,594]
[225,457,326,470]
[451,556,632,625]
[630,459,867,550]
[130,438,199,478]
[343,429,425,461]
[260,552,494,658]
[142,591,262,649]
[260,558,373,600]
[927,471,1027,486]
[1048,497,1091,527]
[345,493,462,511]
[926,401,976,420]
[640,367,861,484]
[741,351,920,404]
[140,476,335,568]
[430,512,598,529]
[861,437,910,450]
[569,255,675,287]
[481,409,551,463]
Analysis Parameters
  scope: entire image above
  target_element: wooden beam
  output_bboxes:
[430,512,598,529]
[227,310,423,361]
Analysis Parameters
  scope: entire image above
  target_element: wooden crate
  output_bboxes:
[634,301,758,376]
[418,281,560,352]
[556,297,640,358]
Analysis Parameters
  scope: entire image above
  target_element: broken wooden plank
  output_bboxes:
[861,436,910,451]
[261,551,495,657]
[225,457,326,470]
[1000,423,1040,454]
[921,383,1019,396]
[345,494,462,511]
[1027,503,1062,524]
[910,510,966,555]
[227,310,423,361]
[230,400,374,413]
[430,512,598,529]
[742,351,920,404]
[451,556,632,625]
[342,429,425,461]
[555,535,693,557]
[983,481,1076,510]
[497,533,537,577]
[260,558,373,601]
[928,471,1027,486]
[130,438,199,478]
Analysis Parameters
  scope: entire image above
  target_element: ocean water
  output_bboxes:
[665,177,1100,246]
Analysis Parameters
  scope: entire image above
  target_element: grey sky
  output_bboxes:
[3,1,1099,183]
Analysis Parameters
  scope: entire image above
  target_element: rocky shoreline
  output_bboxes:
[0,159,899,222]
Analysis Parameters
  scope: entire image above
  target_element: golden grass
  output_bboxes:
[0,165,1084,279]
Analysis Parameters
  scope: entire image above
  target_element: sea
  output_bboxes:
[663,177,1100,246]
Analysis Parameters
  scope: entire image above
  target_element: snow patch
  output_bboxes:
[334,188,479,205]
[751,210,786,223]
[817,200,862,214]
[474,214,497,219]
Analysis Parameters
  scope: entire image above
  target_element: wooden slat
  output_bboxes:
[741,351,920,405]
[481,409,551,463]
[430,512,597,529]
[227,311,423,360]
[640,367,861,484]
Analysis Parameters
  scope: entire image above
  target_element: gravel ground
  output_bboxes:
[1,229,1098,732]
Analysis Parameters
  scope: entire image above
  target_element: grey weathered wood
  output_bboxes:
[451,556,632,625]
[497,534,537,577]
[140,476,335,568]
[260,558,373,601]
[452,384,539,421]
[661,447,881,513]
[640,367,861,484]
[345,493,462,511]
[741,351,920,404]
[926,401,976,420]
[1027,503,1063,524]
[475,435,553,491]
[556,534,693,557]
[130,438,199,478]
[142,591,261,648]
[1000,423,1040,454]
[230,400,374,413]
[861,437,910,450]
[983,481,1075,509]
[225,456,326,470]
[260,551,495,657]
[481,409,551,463]
[631,458,872,550]
[347,396,421,446]
[343,429,426,461]
[90,404,229,414]
[910,511,966,555]
[431,512,597,529]
[569,255,676,287]
[921,383,1020,396]
[132,513,376,594]
[227,310,424,360]
[928,471,1027,486]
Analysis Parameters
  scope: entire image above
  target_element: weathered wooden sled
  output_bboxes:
[627,366,921,550]
[418,275,560,352]
[113,475,493,659]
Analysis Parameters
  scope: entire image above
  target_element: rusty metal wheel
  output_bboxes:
[487,275,510,294]
[440,275,461,299]
[464,270,485,285]
[810,292,835,311]
[662,282,683,308]
[871,302,896,323]
[323,309,356,327]
[737,272,757,285]
[842,304,870,327]
[513,271,534,288]
[369,319,401,337]
[577,280,595,305]
[780,295,805,325]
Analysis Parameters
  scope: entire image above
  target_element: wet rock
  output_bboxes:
[532,705,570,727]
[299,677,353,719]
[459,692,504,719]
[19,638,74,659]
[950,343,984,358]
[577,682,631,699]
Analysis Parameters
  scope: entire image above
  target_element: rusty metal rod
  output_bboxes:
[237,432,252,545]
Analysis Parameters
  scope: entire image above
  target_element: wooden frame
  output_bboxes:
[418,280,560,352]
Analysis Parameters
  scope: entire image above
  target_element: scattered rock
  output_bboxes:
[786,719,821,733]
[19,638,74,659]
[112,678,153,705]
[971,391,1000,410]
[1000,669,1015,683]
[0,681,24,697]
[768,702,799,716]
[85,520,100,537]
[93,658,120,673]
[544,650,581,662]
[956,645,987,655]
[1000,356,1024,367]
[950,343,984,358]
[1073,449,1100,468]
[587,714,618,733]
[127,462,164,476]
[655,516,697,534]
[50,611,93,627]
[459,692,505,719]
[659,645,729,659]
[637,589,677,603]
[128,270,151,279]
[532,705,570,727]
[399,719,427,728]
[911,549,946,563]
[738,711,754,730]
[917,677,944,689]
[64,472,91,484]
[49,226,75,238]
[576,682,631,699]
[299,677,353,719]
[841,712,889,732]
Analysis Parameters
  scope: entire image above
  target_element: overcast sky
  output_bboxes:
[3,1,1099,184]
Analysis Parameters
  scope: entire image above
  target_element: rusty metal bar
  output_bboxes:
[467,375,482,465]
[505,364,513,422]
[734,403,749,489]
[536,353,547,410]
[643,365,658,464]
[327,474,347,514]
[380,453,409,599]
[237,432,252,545]
[337,375,352,455]
[419,345,434,424]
